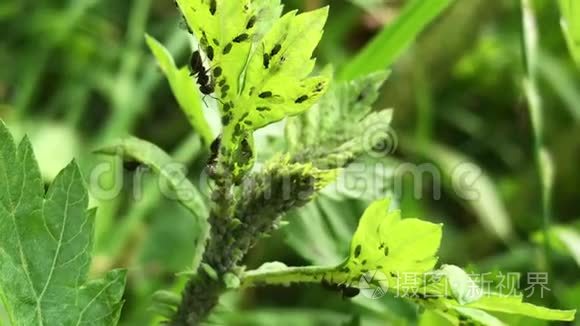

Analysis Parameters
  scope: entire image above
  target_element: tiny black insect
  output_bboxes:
[207,135,221,177]
[321,280,360,299]
[270,43,282,57]
[206,46,214,61]
[240,137,253,161]
[223,43,233,55]
[295,95,309,104]
[258,91,272,98]
[341,286,360,299]
[209,0,217,15]
[354,244,362,258]
[233,33,249,43]
[263,52,270,68]
[246,15,257,29]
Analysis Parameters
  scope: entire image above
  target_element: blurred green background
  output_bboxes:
[0,0,578,325]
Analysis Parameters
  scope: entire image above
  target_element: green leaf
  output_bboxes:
[340,198,442,280]
[243,198,442,288]
[286,71,393,169]
[175,0,330,179]
[241,198,575,325]
[95,136,209,272]
[339,0,454,80]
[467,294,576,322]
[145,34,214,146]
[452,307,504,326]
[0,121,126,325]
[420,268,576,324]
[559,0,580,67]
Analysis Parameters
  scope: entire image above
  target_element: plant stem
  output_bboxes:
[103,133,203,258]
[520,0,554,270]
[241,265,339,288]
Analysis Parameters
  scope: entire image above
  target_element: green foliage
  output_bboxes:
[95,136,208,272]
[286,71,393,169]
[339,0,455,80]
[532,224,580,267]
[559,0,580,66]
[175,0,330,179]
[0,121,126,325]
[2,0,579,324]
[242,198,576,325]
[337,198,441,282]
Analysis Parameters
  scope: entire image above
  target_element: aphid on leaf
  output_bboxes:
[270,43,282,57]
[354,244,362,258]
[207,135,221,177]
[246,15,257,29]
[223,43,233,55]
[258,91,272,99]
[206,46,215,61]
[263,52,270,69]
[295,95,309,104]
[233,33,249,43]
[242,138,253,160]
[209,0,217,15]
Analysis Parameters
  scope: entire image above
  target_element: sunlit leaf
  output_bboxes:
[242,199,575,325]
[175,0,330,179]
[334,198,442,287]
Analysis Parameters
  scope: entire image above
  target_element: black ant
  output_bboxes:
[189,50,215,95]
[189,50,227,108]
